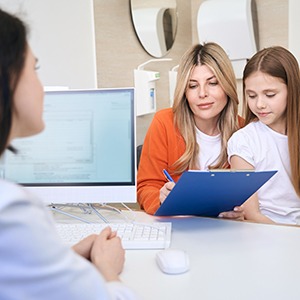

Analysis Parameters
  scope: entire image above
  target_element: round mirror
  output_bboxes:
[130,0,178,58]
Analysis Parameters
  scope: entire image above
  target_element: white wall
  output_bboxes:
[288,0,300,64]
[0,0,97,89]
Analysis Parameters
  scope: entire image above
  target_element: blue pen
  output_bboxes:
[163,169,175,183]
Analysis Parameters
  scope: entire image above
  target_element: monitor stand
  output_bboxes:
[49,203,135,224]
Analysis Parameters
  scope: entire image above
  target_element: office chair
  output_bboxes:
[136,144,143,169]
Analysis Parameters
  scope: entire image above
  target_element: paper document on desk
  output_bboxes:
[155,170,277,217]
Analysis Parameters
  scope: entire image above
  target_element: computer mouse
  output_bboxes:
[156,248,190,274]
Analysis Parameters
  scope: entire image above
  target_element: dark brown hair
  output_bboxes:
[0,9,27,155]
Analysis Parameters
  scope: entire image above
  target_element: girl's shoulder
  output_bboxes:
[229,121,284,149]
[236,121,283,137]
[233,121,261,136]
[229,122,268,148]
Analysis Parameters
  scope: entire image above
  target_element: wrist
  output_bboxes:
[99,268,121,282]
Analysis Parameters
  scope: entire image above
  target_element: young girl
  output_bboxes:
[228,46,300,225]
[137,43,244,218]
[0,9,136,299]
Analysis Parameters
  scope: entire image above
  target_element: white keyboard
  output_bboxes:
[56,222,172,250]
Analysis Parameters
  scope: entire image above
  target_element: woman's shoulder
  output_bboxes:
[151,108,175,128]
[154,108,174,120]
[146,108,182,142]
[0,179,39,210]
[238,115,245,128]
[0,179,27,199]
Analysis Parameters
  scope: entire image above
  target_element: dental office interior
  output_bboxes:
[99,0,297,148]
[1,0,298,197]
[2,0,297,148]
[2,2,300,298]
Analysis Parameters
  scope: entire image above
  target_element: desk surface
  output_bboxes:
[53,206,300,300]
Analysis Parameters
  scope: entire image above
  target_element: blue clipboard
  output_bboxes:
[155,170,277,217]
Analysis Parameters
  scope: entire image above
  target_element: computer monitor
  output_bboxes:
[0,88,136,204]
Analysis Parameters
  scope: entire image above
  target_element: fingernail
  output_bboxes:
[218,214,223,218]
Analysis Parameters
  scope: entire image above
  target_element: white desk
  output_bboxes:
[53,207,300,300]
[120,212,300,300]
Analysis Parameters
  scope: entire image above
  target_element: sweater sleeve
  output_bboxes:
[137,109,184,214]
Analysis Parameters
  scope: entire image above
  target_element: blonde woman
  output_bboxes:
[137,43,244,216]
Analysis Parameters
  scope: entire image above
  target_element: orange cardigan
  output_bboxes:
[137,108,244,215]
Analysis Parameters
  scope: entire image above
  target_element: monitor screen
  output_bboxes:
[0,88,136,204]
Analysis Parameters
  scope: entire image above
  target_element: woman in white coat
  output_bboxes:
[0,9,137,300]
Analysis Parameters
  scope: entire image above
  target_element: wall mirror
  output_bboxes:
[130,0,178,58]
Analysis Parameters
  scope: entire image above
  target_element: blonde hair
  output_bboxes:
[172,43,239,173]
[243,46,300,196]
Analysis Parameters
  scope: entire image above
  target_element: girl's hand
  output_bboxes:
[218,205,245,221]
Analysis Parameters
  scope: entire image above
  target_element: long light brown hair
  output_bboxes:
[172,43,239,173]
[243,46,300,196]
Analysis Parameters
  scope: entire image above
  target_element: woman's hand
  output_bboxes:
[72,234,97,260]
[90,226,125,282]
[72,227,124,281]
[218,205,245,221]
[159,181,175,204]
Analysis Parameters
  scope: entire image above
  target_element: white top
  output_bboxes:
[0,179,137,300]
[227,121,300,225]
[196,127,221,170]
